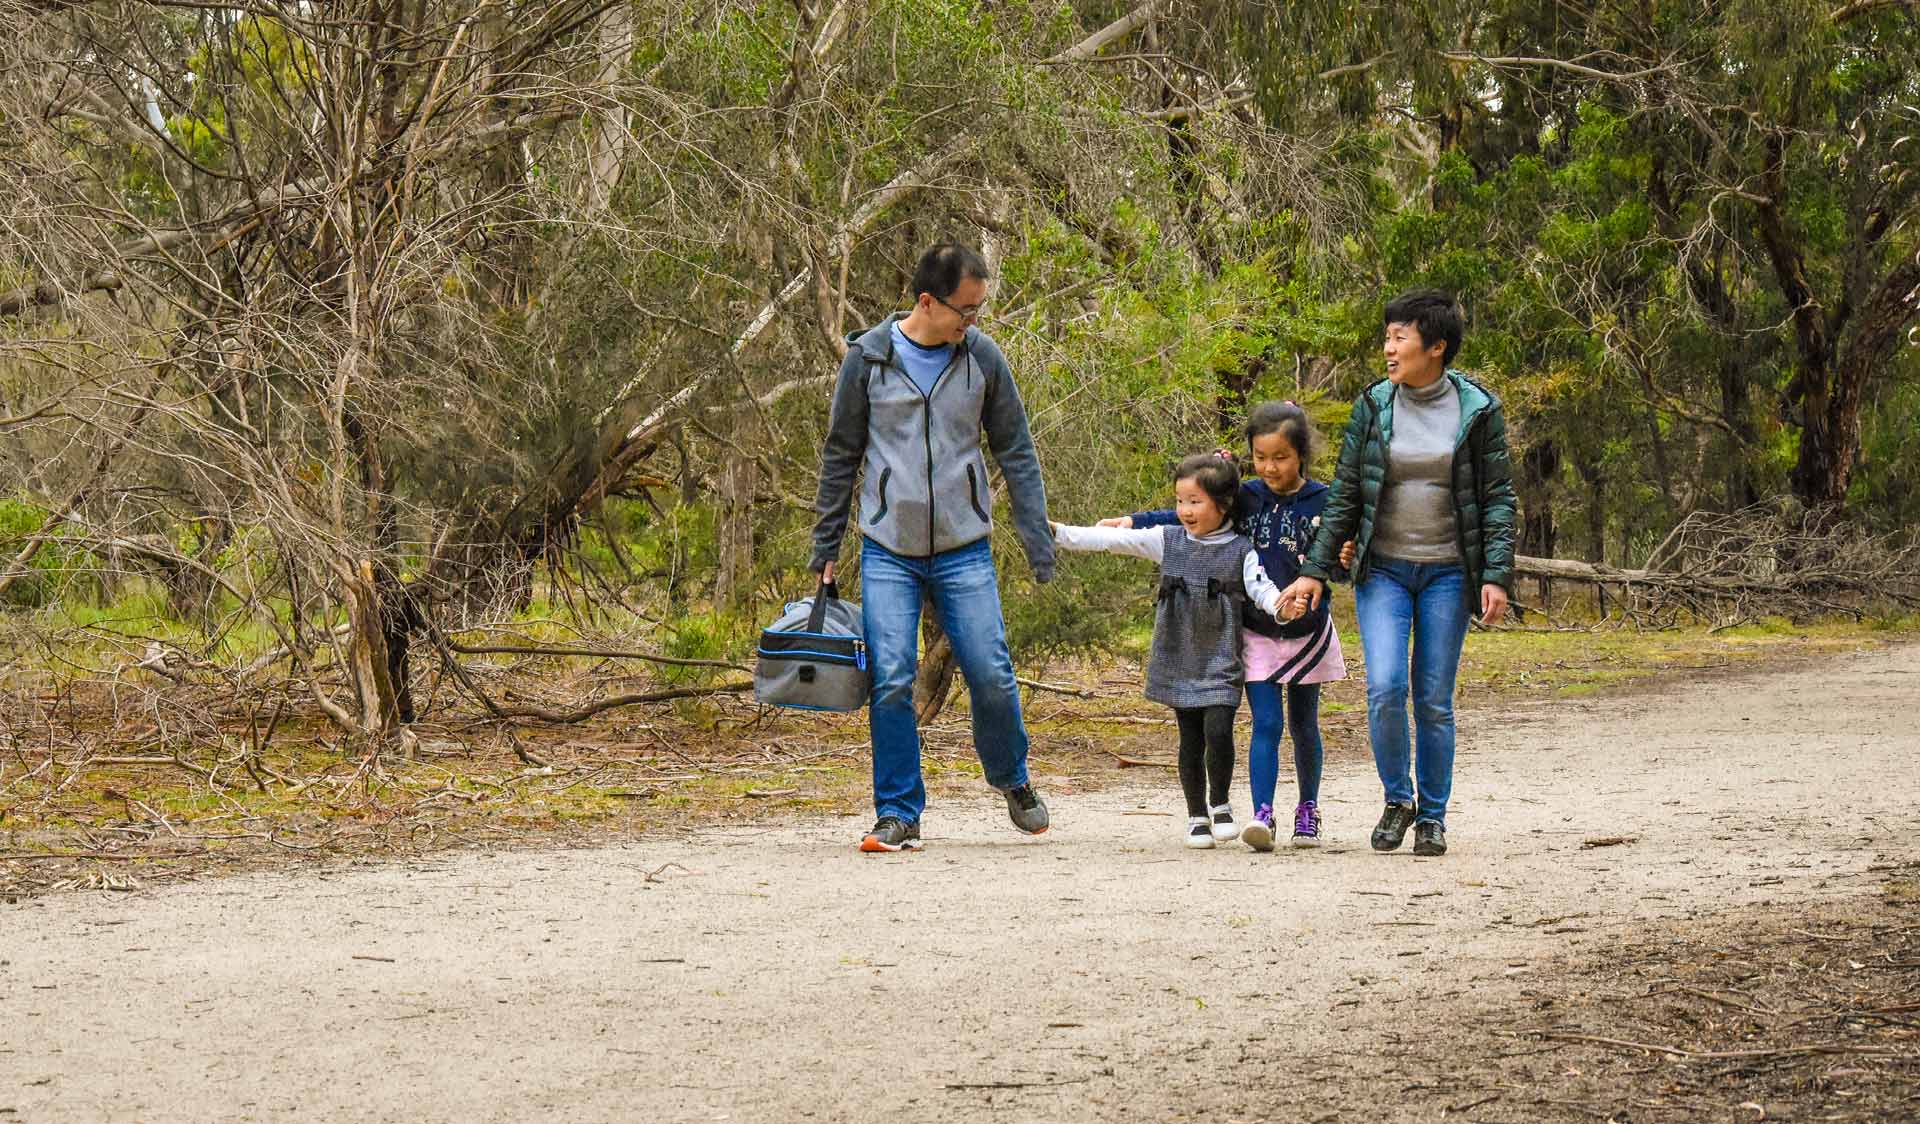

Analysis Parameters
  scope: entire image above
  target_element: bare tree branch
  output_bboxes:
[1045,0,1165,65]
[1831,0,1920,21]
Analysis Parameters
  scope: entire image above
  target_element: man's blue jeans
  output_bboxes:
[1354,558,1471,826]
[860,536,1030,823]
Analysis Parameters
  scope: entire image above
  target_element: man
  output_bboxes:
[811,242,1054,853]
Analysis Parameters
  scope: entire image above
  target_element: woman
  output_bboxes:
[1278,290,1516,857]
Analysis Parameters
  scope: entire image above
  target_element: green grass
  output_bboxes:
[1455,614,1920,699]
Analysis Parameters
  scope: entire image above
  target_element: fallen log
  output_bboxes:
[1511,554,1790,594]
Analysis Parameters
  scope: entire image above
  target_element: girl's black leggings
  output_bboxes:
[1173,704,1236,818]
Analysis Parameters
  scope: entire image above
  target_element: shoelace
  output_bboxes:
[1294,804,1317,833]
[1010,785,1039,810]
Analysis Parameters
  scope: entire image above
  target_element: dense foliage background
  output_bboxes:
[2,0,1915,738]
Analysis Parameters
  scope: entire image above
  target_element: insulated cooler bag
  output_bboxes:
[753,579,869,711]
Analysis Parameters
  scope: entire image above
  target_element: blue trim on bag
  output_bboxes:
[767,701,862,712]
[767,629,861,641]
[757,646,863,666]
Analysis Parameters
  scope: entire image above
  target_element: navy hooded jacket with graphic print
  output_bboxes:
[1130,477,1335,636]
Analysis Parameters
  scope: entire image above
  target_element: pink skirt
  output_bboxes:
[1242,614,1347,685]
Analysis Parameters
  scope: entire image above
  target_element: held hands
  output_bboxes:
[1275,542,1353,621]
[1277,575,1324,620]
[1095,516,1133,528]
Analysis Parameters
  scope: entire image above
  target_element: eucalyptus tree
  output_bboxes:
[1221,0,1920,546]
[2,1,1351,735]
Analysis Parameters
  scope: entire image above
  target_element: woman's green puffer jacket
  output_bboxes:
[1301,370,1518,612]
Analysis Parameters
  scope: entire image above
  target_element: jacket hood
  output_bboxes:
[1245,478,1328,507]
[1364,370,1499,443]
[849,314,980,361]
[1365,369,1499,415]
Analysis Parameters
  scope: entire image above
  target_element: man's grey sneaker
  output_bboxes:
[1371,802,1417,852]
[1412,821,1448,857]
[1185,817,1215,849]
[1004,783,1050,835]
[1209,803,1239,842]
[1241,803,1276,852]
[859,815,922,853]
[1291,800,1323,848]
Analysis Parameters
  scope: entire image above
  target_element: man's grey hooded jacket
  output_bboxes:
[810,314,1054,582]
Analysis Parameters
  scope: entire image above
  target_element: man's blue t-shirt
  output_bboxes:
[890,321,954,397]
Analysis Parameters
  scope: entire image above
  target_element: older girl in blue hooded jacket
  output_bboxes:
[1105,401,1348,850]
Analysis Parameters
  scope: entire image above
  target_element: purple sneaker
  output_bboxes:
[1291,801,1322,848]
[1241,803,1276,852]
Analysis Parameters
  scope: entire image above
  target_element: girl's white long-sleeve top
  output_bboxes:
[1051,523,1287,616]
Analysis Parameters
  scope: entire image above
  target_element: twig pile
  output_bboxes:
[1477,900,1920,1120]
[1518,500,1920,627]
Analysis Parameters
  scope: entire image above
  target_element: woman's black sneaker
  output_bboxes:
[1371,802,1417,851]
[1412,821,1448,856]
[859,816,922,853]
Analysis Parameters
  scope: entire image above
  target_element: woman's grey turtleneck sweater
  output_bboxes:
[1371,375,1461,563]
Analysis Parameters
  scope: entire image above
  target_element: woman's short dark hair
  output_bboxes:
[1383,289,1465,366]
[911,242,991,301]
[1173,452,1243,523]
[1244,399,1314,473]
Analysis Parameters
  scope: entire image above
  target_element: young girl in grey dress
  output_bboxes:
[1052,454,1288,848]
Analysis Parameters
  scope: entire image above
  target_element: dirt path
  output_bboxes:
[4,642,1916,1123]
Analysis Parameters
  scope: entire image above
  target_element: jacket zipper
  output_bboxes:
[876,331,968,556]
[1450,403,1489,609]
[1352,396,1387,585]
[918,343,967,554]
[1362,377,1486,593]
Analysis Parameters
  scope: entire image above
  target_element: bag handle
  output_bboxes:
[805,575,838,633]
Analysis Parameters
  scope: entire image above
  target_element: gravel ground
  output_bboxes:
[3,643,1915,1123]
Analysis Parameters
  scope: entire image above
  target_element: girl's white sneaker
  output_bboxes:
[1185,818,1215,849]
[1209,803,1240,842]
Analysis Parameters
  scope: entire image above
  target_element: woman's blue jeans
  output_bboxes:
[1354,558,1471,826]
[860,536,1030,823]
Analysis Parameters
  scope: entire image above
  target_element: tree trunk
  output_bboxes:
[714,424,758,608]
[583,4,633,211]
[341,559,403,742]
[1517,438,1560,606]
[1787,366,1850,509]
[913,592,958,726]
[1574,453,1608,614]
[1751,140,1920,513]
[1718,355,1761,509]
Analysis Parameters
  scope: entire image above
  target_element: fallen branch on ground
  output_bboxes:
[473,681,755,724]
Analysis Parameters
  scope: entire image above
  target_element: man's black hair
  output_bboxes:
[1383,289,1465,366]
[911,242,991,301]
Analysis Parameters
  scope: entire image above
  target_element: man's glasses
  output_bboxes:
[934,294,985,321]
